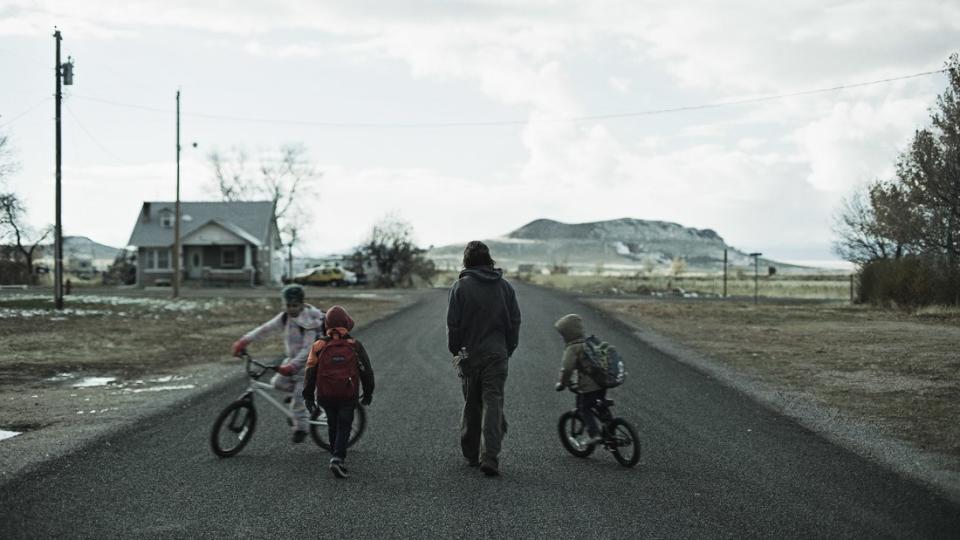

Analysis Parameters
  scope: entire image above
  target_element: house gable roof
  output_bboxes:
[127,201,277,248]
[181,219,262,246]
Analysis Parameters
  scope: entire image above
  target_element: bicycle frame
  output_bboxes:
[238,354,326,427]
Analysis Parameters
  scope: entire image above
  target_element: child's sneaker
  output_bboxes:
[330,458,349,479]
[578,434,602,447]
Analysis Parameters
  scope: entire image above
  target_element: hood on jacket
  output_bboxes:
[324,305,354,335]
[459,265,503,282]
[291,304,325,329]
[554,313,585,344]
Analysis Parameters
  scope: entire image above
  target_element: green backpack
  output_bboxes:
[580,335,627,388]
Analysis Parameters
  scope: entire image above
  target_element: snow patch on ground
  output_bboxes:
[126,384,196,393]
[72,377,117,388]
[0,308,113,318]
[0,294,224,313]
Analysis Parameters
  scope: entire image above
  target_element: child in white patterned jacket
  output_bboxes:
[231,284,325,443]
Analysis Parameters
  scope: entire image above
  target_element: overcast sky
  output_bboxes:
[1,1,958,266]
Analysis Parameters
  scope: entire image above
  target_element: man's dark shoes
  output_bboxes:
[330,458,349,479]
[479,461,499,477]
[465,458,480,468]
[291,430,307,443]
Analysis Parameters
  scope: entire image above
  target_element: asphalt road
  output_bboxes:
[2,283,958,538]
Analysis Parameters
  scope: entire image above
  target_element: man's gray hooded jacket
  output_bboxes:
[446,265,521,359]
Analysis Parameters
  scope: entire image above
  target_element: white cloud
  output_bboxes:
[608,76,630,94]
[795,95,931,192]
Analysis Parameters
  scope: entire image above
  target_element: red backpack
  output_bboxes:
[314,336,360,401]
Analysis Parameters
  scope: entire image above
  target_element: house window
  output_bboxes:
[221,247,240,268]
[160,212,174,228]
[145,248,171,270]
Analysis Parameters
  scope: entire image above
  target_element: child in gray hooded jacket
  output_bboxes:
[554,313,605,446]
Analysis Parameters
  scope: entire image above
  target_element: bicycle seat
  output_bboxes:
[595,399,614,408]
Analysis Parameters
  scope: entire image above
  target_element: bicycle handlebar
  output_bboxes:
[237,350,277,379]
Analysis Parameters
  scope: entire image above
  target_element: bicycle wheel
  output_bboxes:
[558,410,595,458]
[309,404,367,451]
[210,399,257,458]
[607,418,640,467]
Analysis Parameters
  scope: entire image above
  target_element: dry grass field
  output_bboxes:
[0,291,406,438]
[588,296,960,462]
[519,271,854,301]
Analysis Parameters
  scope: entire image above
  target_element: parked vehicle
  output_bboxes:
[291,265,357,287]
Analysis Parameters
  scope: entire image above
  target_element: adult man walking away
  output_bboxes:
[447,241,521,476]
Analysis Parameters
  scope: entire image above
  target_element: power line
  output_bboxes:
[0,97,53,129]
[63,102,132,165]
[67,67,948,129]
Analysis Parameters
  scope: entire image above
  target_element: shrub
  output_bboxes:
[858,256,960,307]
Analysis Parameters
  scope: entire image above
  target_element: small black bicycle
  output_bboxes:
[557,386,640,467]
[210,352,366,457]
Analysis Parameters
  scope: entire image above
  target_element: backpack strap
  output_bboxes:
[281,311,306,336]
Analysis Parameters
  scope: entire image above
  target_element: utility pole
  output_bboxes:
[53,29,73,310]
[749,252,762,305]
[722,248,728,299]
[173,90,181,298]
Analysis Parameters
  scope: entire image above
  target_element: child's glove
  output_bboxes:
[555,382,565,392]
[276,363,295,376]
[360,394,372,406]
[231,338,250,357]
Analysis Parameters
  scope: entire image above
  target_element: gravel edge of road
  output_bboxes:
[581,297,960,505]
[0,293,429,490]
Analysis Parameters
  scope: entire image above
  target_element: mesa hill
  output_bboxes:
[428,218,791,273]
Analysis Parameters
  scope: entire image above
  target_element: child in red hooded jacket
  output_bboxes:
[303,305,374,479]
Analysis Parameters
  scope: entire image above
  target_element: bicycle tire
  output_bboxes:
[558,410,595,458]
[210,399,257,458]
[607,418,641,467]
[309,404,367,450]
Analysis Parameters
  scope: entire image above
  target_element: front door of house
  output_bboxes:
[187,247,203,279]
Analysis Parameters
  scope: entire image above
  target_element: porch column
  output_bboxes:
[245,244,253,286]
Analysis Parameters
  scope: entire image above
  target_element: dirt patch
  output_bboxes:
[0,288,421,480]
[586,297,960,464]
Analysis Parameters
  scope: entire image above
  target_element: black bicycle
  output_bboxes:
[557,386,640,467]
[210,352,366,457]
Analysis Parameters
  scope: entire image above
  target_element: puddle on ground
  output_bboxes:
[0,429,21,441]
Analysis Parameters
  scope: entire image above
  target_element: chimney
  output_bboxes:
[141,202,151,223]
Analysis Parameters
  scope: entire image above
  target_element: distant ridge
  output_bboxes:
[428,217,803,273]
[508,217,722,243]
[36,236,121,260]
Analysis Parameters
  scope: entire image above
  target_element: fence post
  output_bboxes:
[850,274,854,304]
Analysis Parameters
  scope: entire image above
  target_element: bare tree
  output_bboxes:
[0,193,52,285]
[834,54,960,267]
[208,143,320,251]
[832,182,905,265]
[0,131,18,184]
